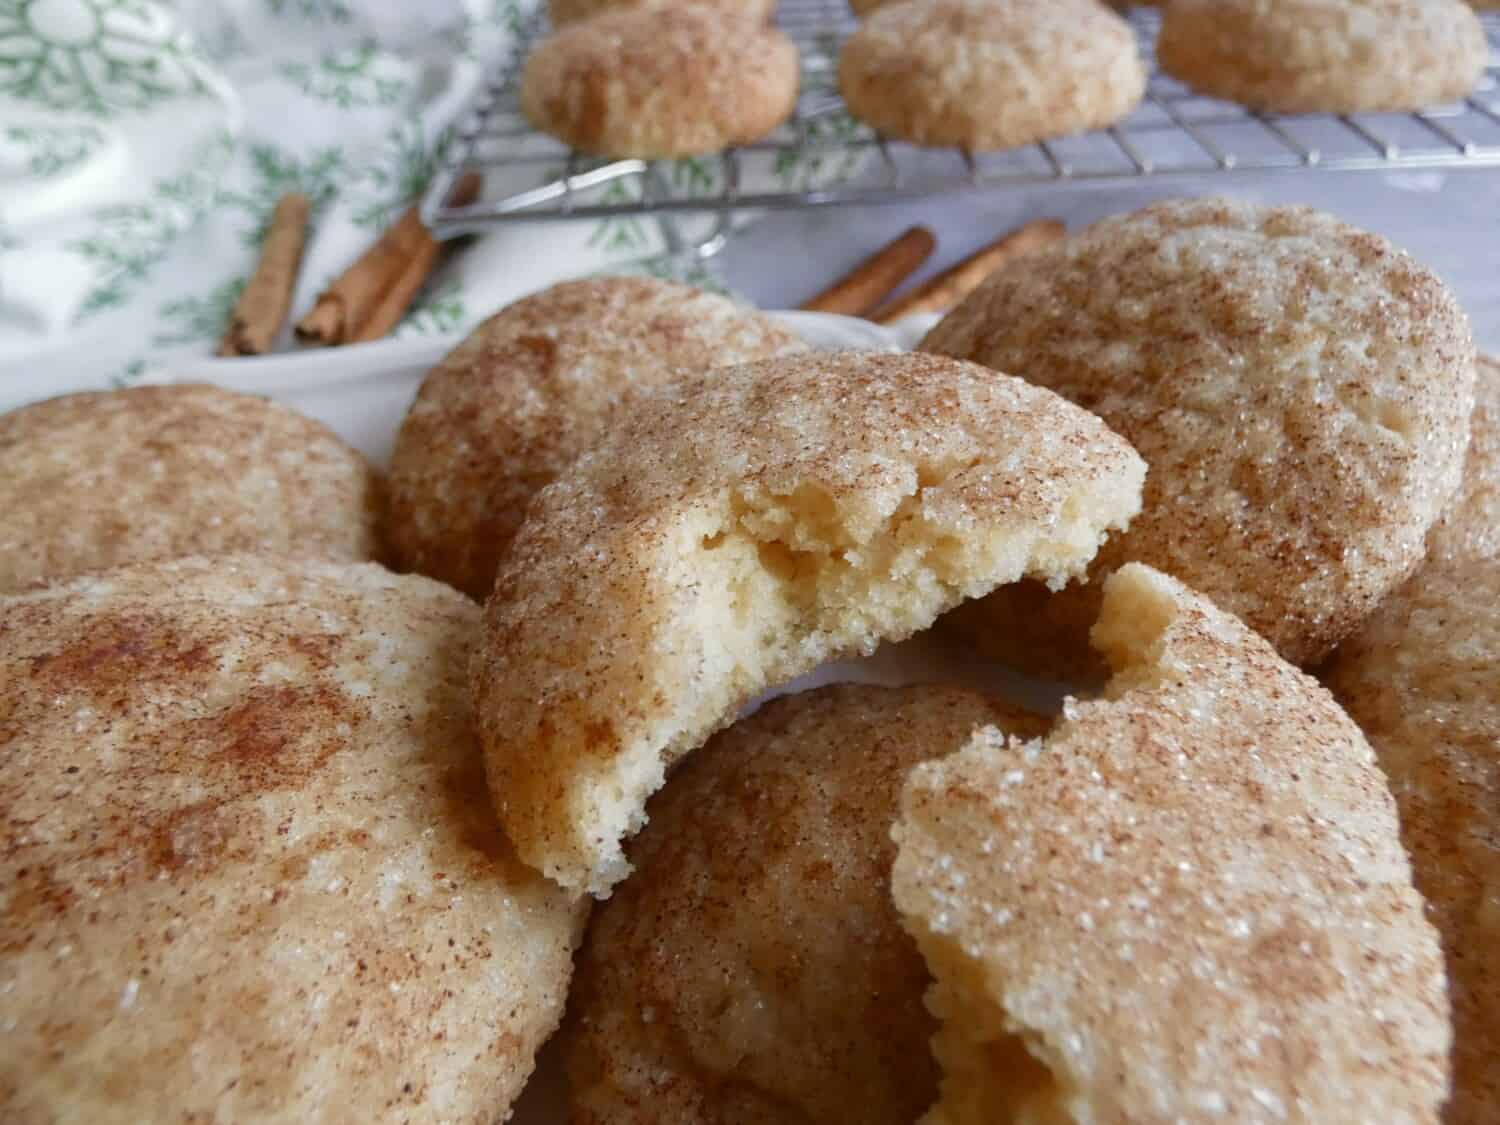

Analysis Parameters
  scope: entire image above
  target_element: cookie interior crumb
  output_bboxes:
[475,351,1147,896]
[558,433,1140,894]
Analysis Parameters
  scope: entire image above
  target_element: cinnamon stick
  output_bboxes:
[348,237,441,344]
[798,226,936,316]
[217,193,310,356]
[295,173,481,347]
[294,207,432,346]
[870,219,1066,325]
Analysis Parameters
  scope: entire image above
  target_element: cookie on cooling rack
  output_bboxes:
[565,683,1046,1125]
[1326,558,1500,1125]
[0,384,383,594]
[472,350,1146,896]
[0,557,583,1123]
[1159,0,1487,114]
[387,278,804,600]
[895,564,1451,1124]
[837,0,1145,150]
[520,7,800,159]
[923,197,1476,674]
[548,0,776,27]
[1427,353,1500,566]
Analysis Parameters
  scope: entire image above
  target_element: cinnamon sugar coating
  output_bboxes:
[0,384,383,594]
[0,557,582,1123]
[894,564,1451,1125]
[520,8,799,158]
[387,278,804,599]
[473,350,1145,895]
[924,197,1476,670]
[548,0,775,27]
[1427,353,1500,566]
[565,684,1046,1125]
[1327,559,1500,1125]
[1159,0,1487,114]
[838,0,1145,150]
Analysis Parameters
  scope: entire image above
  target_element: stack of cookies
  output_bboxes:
[518,0,1491,163]
[2,196,1496,1123]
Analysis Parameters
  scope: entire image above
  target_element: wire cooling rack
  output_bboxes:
[422,4,1500,239]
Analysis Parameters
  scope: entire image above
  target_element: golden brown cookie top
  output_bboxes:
[387,277,803,599]
[520,7,799,158]
[0,556,581,1124]
[894,564,1451,1124]
[474,349,1146,895]
[924,196,1476,665]
[0,383,383,593]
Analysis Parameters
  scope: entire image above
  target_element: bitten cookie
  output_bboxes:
[565,683,1046,1125]
[0,558,583,1124]
[473,350,1146,896]
[1159,0,1487,114]
[924,197,1476,672]
[549,0,776,28]
[894,564,1452,1124]
[0,384,383,593]
[521,8,799,158]
[388,278,803,599]
[1428,353,1500,566]
[837,0,1145,150]
[1327,559,1500,1125]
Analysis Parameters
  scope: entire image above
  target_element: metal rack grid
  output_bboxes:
[423,4,1500,240]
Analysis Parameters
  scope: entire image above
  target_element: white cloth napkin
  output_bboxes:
[0,0,859,407]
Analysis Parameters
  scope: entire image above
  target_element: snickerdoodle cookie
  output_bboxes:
[895,564,1451,1124]
[521,8,799,158]
[0,384,382,593]
[473,350,1145,895]
[837,0,1145,150]
[924,197,1476,672]
[1326,558,1500,1125]
[565,683,1046,1125]
[387,278,803,599]
[1159,0,1487,114]
[549,0,776,27]
[0,557,583,1123]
